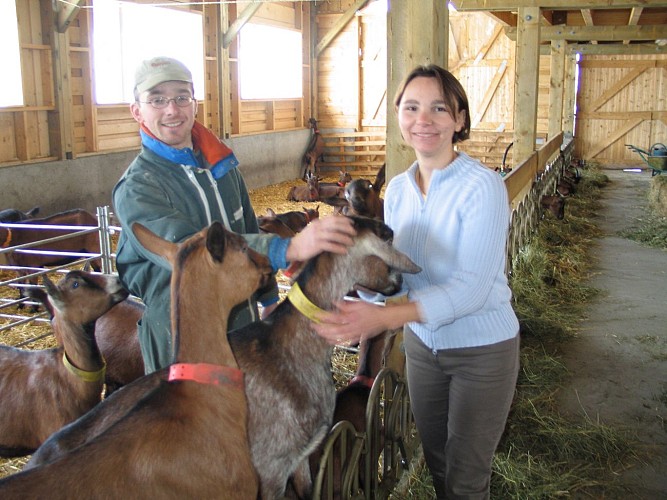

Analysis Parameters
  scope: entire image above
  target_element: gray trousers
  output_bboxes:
[404,327,520,500]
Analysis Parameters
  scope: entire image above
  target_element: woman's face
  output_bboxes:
[397,76,466,163]
[130,81,197,150]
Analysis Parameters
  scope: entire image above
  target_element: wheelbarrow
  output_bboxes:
[626,143,667,176]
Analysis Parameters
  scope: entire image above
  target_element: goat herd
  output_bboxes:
[0,156,579,498]
[0,180,419,499]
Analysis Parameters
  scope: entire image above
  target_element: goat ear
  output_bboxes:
[26,287,54,319]
[132,222,178,268]
[41,274,63,307]
[206,221,227,263]
[82,261,92,272]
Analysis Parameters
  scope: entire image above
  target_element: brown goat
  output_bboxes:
[322,164,386,220]
[3,222,272,498]
[0,207,40,223]
[540,194,566,220]
[302,117,325,179]
[0,270,128,458]
[288,170,320,202]
[28,288,144,395]
[259,206,320,235]
[228,215,420,499]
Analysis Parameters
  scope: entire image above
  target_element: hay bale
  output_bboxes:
[648,175,667,217]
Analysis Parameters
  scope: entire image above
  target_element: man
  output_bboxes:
[113,56,354,373]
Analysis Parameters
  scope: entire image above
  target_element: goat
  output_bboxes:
[322,164,386,220]
[228,215,420,499]
[27,287,144,395]
[258,217,297,238]
[289,327,399,499]
[25,216,420,500]
[288,170,320,202]
[540,194,566,220]
[319,170,352,190]
[302,117,325,180]
[259,206,319,235]
[0,209,101,308]
[0,270,128,458]
[0,207,39,223]
[4,221,272,499]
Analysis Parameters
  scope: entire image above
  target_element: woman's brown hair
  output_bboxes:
[394,64,471,144]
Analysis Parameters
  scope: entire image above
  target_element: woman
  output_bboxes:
[314,64,520,499]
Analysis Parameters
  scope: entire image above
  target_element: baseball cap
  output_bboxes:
[134,56,193,94]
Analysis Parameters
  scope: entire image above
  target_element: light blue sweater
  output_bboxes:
[385,152,519,351]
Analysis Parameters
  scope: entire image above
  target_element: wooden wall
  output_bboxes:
[0,0,312,167]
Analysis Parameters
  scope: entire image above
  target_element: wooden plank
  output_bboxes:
[505,24,667,42]
[585,116,643,160]
[316,0,370,56]
[548,40,566,140]
[223,2,262,49]
[513,6,540,164]
[587,62,653,112]
[503,153,537,209]
[471,60,507,128]
[537,132,563,167]
[56,0,83,33]
[452,1,667,9]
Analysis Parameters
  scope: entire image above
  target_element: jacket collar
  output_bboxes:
[139,121,239,179]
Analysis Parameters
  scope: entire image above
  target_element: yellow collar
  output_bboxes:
[287,282,325,323]
[63,353,106,383]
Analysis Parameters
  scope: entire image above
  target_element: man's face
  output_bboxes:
[130,81,197,150]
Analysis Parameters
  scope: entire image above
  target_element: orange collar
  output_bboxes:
[1,228,11,248]
[168,363,244,390]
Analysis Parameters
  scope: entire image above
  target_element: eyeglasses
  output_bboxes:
[139,96,195,109]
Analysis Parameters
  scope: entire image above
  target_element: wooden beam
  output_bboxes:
[505,24,667,42]
[562,52,577,137]
[452,1,667,10]
[222,1,262,49]
[513,6,540,164]
[566,42,667,55]
[316,0,370,56]
[548,40,565,140]
[625,7,643,44]
[55,0,83,34]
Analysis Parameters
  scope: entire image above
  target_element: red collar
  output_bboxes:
[1,228,11,248]
[168,363,244,390]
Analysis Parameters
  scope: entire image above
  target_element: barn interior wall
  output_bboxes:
[0,130,307,216]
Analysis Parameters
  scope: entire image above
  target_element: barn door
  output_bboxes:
[575,56,667,163]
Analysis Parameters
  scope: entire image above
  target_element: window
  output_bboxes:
[239,23,302,100]
[0,0,24,107]
[92,0,204,105]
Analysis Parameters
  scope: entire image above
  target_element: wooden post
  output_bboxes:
[386,0,448,183]
[548,40,566,141]
[513,6,540,165]
[563,52,578,140]
[219,4,232,138]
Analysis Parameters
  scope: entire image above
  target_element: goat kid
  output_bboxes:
[259,206,319,234]
[228,215,420,499]
[540,194,566,220]
[2,222,272,499]
[288,170,320,202]
[0,270,127,458]
[322,164,386,220]
[28,287,144,395]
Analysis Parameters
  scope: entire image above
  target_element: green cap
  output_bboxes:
[134,56,193,94]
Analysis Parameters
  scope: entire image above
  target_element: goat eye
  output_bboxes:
[71,281,79,289]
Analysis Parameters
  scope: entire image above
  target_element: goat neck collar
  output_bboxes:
[168,363,244,390]
[287,282,325,323]
[63,353,106,383]
[1,228,11,248]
